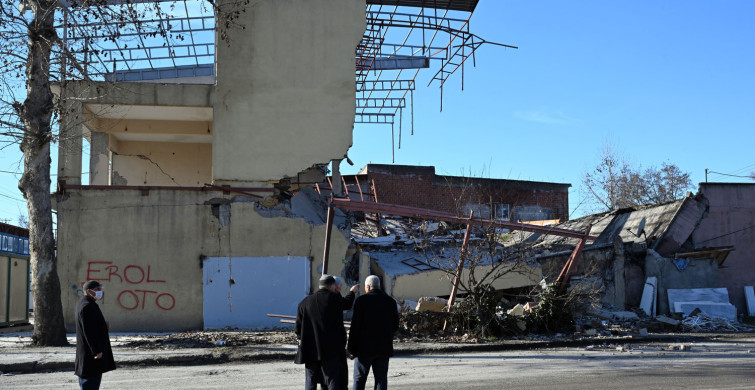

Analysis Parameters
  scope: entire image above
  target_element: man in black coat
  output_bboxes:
[296,274,358,390]
[75,280,116,390]
[347,275,399,390]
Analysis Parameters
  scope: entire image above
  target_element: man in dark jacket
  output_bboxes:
[75,280,116,390]
[296,274,358,390]
[347,275,399,390]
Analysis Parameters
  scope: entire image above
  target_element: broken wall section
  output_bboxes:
[213,0,366,185]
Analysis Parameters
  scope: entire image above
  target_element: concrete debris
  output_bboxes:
[584,329,597,336]
[667,344,692,351]
[398,299,419,313]
[415,297,449,312]
[681,313,755,333]
[507,304,526,317]
[639,277,658,317]
[638,328,648,336]
[674,301,737,321]
[667,288,737,320]
[655,315,680,327]
[744,286,755,316]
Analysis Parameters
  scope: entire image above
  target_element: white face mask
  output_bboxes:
[93,290,103,300]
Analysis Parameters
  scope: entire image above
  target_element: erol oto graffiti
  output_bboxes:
[85,261,176,311]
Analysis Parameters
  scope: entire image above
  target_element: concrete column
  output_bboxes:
[359,252,371,287]
[612,236,626,309]
[89,131,110,185]
[57,98,83,185]
[331,159,343,196]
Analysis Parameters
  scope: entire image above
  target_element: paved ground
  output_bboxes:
[0,326,717,374]
[3,338,755,389]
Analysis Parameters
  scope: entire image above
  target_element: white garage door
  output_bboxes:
[203,256,310,329]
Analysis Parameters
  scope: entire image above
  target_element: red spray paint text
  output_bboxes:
[86,261,175,311]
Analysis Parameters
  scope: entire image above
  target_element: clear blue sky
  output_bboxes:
[347,0,755,217]
[1,1,754,222]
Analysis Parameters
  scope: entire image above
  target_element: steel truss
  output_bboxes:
[58,1,515,159]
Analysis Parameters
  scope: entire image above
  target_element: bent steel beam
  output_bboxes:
[330,198,597,240]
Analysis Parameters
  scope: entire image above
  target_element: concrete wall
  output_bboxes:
[371,258,541,302]
[56,188,349,331]
[691,183,755,313]
[645,249,719,315]
[213,0,365,185]
[111,141,212,186]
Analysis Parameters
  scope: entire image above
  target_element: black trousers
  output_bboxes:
[305,354,344,390]
[78,374,102,390]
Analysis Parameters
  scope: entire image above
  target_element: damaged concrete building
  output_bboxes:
[517,183,755,319]
[346,183,755,322]
[53,0,509,331]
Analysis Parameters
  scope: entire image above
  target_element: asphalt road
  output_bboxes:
[3,339,755,389]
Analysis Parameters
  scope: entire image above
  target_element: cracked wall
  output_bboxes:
[56,188,349,332]
[110,141,212,186]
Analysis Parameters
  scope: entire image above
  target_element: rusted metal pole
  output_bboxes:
[370,179,383,236]
[443,211,474,331]
[321,201,336,276]
[556,225,592,292]
[355,175,364,201]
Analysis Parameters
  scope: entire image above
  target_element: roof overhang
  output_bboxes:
[366,0,479,12]
[675,246,735,267]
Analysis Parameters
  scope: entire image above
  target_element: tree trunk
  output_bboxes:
[18,0,68,347]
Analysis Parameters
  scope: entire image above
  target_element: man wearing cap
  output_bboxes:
[348,275,399,390]
[75,280,116,390]
[295,275,358,390]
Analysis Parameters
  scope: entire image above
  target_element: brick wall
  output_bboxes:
[366,167,570,221]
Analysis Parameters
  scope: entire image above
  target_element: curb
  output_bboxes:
[1,333,710,374]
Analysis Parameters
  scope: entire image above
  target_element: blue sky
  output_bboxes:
[1,1,754,222]
[347,1,755,217]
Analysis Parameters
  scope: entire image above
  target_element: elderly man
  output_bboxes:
[75,280,116,390]
[296,275,358,390]
[348,275,399,390]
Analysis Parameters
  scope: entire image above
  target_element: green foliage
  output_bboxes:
[524,286,574,334]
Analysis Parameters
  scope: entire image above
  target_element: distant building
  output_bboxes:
[340,164,570,222]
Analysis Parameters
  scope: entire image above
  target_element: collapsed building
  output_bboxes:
[53,0,515,331]
[356,182,755,322]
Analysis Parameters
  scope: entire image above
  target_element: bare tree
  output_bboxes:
[584,143,693,211]
[583,142,632,211]
[0,0,246,346]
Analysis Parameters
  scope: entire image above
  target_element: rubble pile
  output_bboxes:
[120,330,298,349]
[399,311,453,337]
[681,313,755,333]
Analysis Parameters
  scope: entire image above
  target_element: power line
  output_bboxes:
[730,163,755,175]
[707,170,754,179]
[697,224,755,244]
[0,192,25,203]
